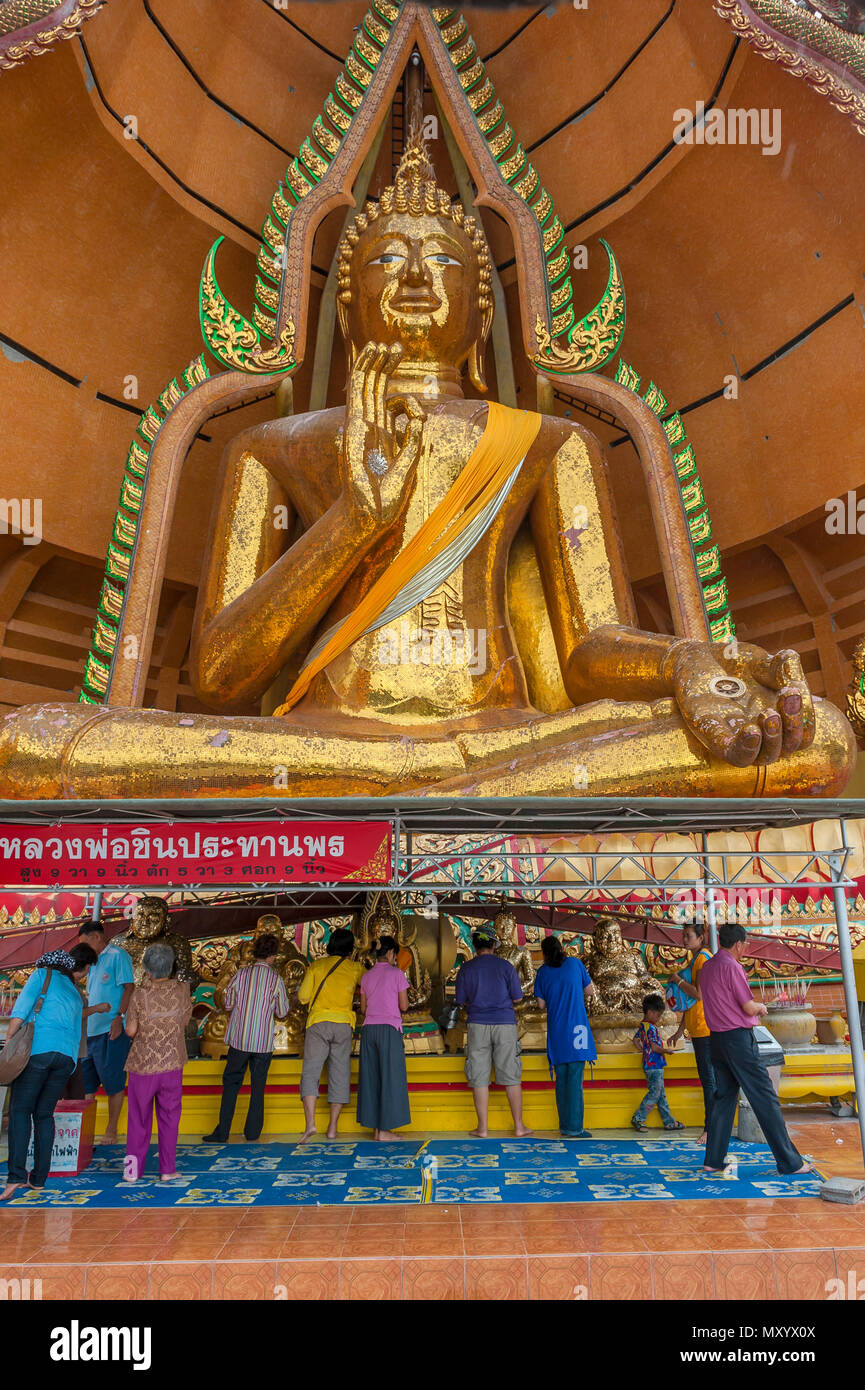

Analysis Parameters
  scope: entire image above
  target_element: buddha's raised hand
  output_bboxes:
[667,639,815,767]
[341,341,425,526]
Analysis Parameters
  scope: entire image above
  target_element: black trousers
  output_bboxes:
[707,1028,803,1174]
[214,1047,273,1141]
[691,1035,716,1133]
[8,1051,75,1186]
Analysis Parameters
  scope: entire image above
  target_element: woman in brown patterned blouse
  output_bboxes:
[123,943,192,1182]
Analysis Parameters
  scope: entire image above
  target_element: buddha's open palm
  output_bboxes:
[669,640,815,767]
[341,341,425,525]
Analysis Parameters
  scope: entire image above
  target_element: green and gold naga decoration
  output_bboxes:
[431,5,625,375]
[199,0,404,375]
[79,356,210,703]
[714,0,865,137]
[198,0,625,379]
[615,360,735,643]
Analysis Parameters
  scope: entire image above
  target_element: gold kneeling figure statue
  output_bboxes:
[0,138,854,800]
[201,913,308,1057]
[113,895,199,989]
[584,916,676,1054]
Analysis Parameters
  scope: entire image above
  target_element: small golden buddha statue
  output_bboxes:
[200,912,308,1057]
[113,895,198,989]
[584,915,675,1053]
[493,905,546,1049]
[357,898,443,1055]
[0,135,854,801]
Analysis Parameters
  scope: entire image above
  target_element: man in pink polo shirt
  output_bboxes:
[700,923,812,1176]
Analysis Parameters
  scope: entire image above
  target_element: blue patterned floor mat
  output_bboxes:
[3,1137,823,1208]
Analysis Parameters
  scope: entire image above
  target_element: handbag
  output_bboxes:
[0,968,53,1084]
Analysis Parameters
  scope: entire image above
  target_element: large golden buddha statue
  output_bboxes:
[0,137,855,800]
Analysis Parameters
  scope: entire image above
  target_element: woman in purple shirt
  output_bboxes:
[357,935,411,1141]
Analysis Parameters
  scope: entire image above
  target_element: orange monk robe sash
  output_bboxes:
[274,401,542,716]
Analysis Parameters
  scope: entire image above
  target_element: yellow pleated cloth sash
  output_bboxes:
[274,400,542,716]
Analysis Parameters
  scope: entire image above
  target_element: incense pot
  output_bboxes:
[763,1003,817,1050]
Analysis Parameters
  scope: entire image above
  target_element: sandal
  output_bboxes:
[664,1120,685,1131]
[631,1118,648,1132]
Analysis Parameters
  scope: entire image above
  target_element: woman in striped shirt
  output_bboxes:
[202,933,290,1143]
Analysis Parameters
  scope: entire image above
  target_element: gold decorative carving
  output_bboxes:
[533,240,625,374]
[845,637,865,746]
[0,0,105,70]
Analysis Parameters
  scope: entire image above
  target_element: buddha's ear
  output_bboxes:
[468,340,487,394]
[468,298,494,393]
[337,296,355,380]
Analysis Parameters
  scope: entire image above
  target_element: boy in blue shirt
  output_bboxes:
[631,993,683,1132]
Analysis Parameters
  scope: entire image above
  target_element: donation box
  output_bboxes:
[26,1099,96,1176]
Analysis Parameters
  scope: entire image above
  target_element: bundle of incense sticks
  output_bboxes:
[760,976,812,1009]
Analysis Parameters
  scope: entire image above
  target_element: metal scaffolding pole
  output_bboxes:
[701,832,719,953]
[829,843,865,1168]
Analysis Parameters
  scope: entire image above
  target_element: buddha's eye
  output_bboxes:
[370,253,404,265]
[427,254,460,265]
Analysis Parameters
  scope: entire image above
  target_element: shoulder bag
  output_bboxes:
[0,968,54,1084]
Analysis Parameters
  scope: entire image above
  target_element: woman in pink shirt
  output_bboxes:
[357,935,410,1141]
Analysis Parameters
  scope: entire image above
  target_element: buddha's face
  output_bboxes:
[349,212,482,374]
[594,919,622,956]
[495,911,517,946]
[255,914,283,941]
[132,898,167,940]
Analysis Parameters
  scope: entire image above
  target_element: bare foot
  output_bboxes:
[513,1128,534,1138]
[326,1130,338,1140]
[791,1162,816,1176]
[160,1173,180,1182]
[377,1130,401,1142]
[99,1133,118,1146]
[699,1131,707,1145]
[296,1128,317,1147]
[468,1128,488,1138]
[703,1164,729,1173]
[0,1183,25,1202]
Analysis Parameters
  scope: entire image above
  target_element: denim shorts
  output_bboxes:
[81,1031,132,1096]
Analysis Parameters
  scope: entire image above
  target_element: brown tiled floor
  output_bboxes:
[0,1116,861,1299]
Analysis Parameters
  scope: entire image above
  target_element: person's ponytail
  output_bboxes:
[541,935,566,969]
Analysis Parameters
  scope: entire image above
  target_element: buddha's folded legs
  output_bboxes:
[0,695,854,798]
[0,702,464,799]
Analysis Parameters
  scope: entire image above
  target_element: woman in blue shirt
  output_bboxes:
[534,936,597,1138]
[2,944,100,1200]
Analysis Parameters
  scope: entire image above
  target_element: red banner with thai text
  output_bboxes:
[0,821,392,887]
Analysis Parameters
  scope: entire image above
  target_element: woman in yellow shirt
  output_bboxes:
[297,929,365,1143]
[669,923,715,1145]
